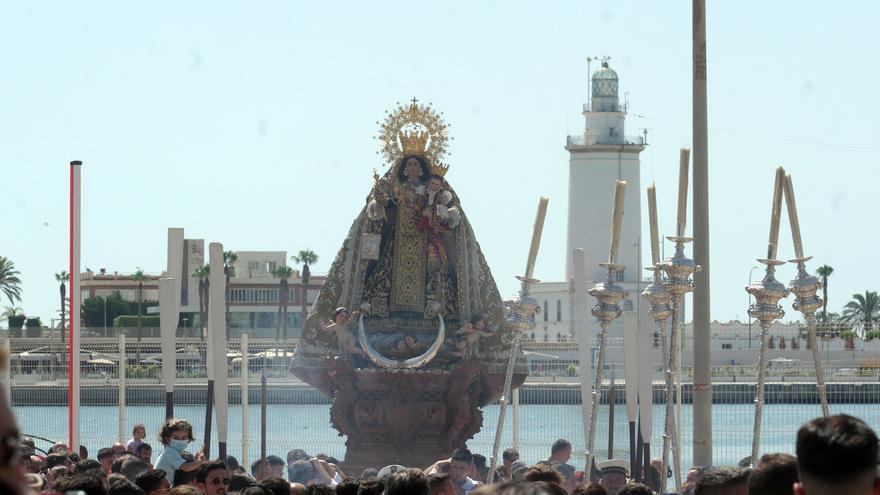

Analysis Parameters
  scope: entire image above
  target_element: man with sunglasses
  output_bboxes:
[196,459,229,495]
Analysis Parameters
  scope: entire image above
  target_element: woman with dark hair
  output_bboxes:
[361,153,461,346]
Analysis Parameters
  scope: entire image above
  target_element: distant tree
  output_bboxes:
[272,265,295,342]
[193,264,210,340]
[55,271,69,345]
[291,250,318,336]
[816,265,834,322]
[842,291,879,330]
[223,251,238,340]
[0,256,22,306]
[133,268,146,364]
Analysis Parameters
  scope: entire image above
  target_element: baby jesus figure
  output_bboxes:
[421,176,461,230]
[319,307,366,367]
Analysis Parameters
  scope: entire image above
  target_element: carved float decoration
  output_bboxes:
[291,100,528,471]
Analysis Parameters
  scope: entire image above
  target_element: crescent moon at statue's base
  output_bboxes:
[357,313,446,369]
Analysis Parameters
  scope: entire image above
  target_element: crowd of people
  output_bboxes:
[0,411,877,495]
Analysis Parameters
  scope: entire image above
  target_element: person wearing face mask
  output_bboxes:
[155,418,205,485]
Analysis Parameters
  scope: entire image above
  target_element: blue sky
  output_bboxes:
[2,1,878,325]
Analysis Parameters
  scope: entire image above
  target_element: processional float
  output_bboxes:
[290,100,530,471]
[747,167,829,465]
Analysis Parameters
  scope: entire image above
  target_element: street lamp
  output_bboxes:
[748,265,759,349]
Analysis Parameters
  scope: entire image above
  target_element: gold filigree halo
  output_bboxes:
[375,98,451,177]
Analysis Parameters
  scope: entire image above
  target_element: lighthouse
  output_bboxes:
[565,59,646,284]
[530,59,649,343]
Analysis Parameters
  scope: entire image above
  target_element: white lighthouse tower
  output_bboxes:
[530,59,649,344]
[565,59,646,284]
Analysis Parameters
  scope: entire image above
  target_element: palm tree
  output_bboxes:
[132,268,146,365]
[193,265,210,340]
[842,291,879,328]
[1,306,24,322]
[0,256,23,306]
[816,265,834,322]
[55,271,69,346]
[272,266,295,342]
[292,250,318,336]
[2,306,25,338]
[223,251,238,340]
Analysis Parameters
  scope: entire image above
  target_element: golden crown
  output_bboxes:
[399,129,429,156]
[376,98,451,177]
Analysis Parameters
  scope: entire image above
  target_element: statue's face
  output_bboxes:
[335,312,348,324]
[475,319,486,331]
[428,178,443,192]
[404,158,422,180]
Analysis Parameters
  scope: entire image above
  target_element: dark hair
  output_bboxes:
[251,458,267,478]
[174,465,198,486]
[260,475,292,495]
[617,483,653,495]
[550,439,571,455]
[98,447,115,461]
[796,414,879,485]
[472,454,487,470]
[76,458,103,474]
[134,469,167,494]
[502,449,519,462]
[524,464,563,485]
[132,424,146,436]
[694,467,750,495]
[471,481,565,495]
[55,472,109,495]
[451,448,473,464]
[47,452,69,469]
[357,478,385,495]
[572,482,607,495]
[336,477,360,495]
[304,486,336,495]
[266,455,285,467]
[137,443,152,454]
[396,155,431,184]
[120,456,149,482]
[112,453,136,473]
[226,455,242,472]
[427,472,451,489]
[241,487,271,495]
[748,453,798,495]
[288,449,310,463]
[229,471,258,492]
[196,459,228,484]
[107,475,145,495]
[384,468,429,495]
[287,459,315,484]
[159,418,195,445]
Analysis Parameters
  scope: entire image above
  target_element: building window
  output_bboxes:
[556,300,562,322]
[615,269,625,281]
[266,261,277,273]
[543,301,548,322]
[623,299,634,312]
[248,261,260,271]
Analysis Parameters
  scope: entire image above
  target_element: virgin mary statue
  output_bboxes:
[293,100,510,370]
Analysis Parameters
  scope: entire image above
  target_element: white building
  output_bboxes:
[532,60,651,344]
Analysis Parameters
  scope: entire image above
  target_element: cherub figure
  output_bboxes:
[388,333,419,358]
[456,314,495,357]
[447,336,469,360]
[320,307,366,367]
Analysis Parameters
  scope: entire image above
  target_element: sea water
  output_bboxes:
[13,402,879,471]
